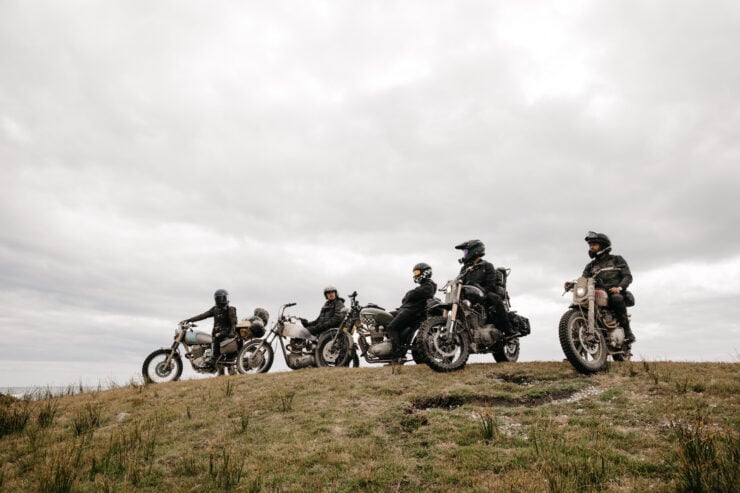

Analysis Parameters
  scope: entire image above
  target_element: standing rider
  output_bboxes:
[581,231,636,343]
[300,286,346,336]
[455,240,515,336]
[387,263,437,360]
[181,289,238,368]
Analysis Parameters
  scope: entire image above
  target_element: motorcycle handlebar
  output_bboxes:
[284,302,297,308]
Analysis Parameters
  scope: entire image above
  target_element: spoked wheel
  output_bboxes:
[315,329,354,367]
[418,316,470,372]
[142,349,183,384]
[493,337,520,362]
[410,336,427,364]
[236,340,274,374]
[558,309,607,373]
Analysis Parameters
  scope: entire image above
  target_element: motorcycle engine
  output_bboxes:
[191,346,211,369]
[599,310,618,329]
[607,327,625,348]
[285,352,315,369]
[368,341,393,357]
[472,325,499,348]
[368,325,387,345]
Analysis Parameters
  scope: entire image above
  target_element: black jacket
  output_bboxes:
[307,297,346,332]
[187,305,237,337]
[398,278,437,314]
[459,260,498,293]
[582,254,633,290]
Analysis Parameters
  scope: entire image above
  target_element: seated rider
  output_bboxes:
[300,286,346,336]
[581,231,636,343]
[455,240,516,336]
[181,289,237,367]
[388,263,437,359]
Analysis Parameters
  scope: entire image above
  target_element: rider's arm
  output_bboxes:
[186,307,215,322]
[228,307,238,333]
[615,256,633,289]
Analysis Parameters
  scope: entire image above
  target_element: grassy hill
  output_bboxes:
[1,361,738,492]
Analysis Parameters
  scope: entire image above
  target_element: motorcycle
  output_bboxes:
[559,267,632,373]
[315,291,440,368]
[417,265,531,372]
[142,319,258,383]
[236,303,357,374]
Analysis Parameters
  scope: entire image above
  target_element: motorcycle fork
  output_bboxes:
[165,334,184,366]
[444,283,463,335]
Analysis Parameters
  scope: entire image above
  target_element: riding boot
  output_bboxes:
[620,317,636,343]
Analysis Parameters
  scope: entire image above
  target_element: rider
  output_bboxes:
[455,239,515,336]
[387,262,437,360]
[181,289,238,368]
[581,231,636,343]
[300,286,346,336]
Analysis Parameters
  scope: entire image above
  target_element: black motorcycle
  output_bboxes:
[417,265,530,372]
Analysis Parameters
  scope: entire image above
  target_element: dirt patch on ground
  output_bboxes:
[410,388,580,410]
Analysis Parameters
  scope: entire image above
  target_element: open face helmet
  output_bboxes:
[323,285,338,299]
[455,239,486,265]
[413,262,433,284]
[584,231,612,258]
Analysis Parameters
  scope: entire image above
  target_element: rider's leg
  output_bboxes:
[609,293,635,342]
[486,293,515,335]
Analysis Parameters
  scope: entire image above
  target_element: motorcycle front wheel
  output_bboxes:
[493,337,520,362]
[418,316,470,372]
[315,329,354,367]
[142,349,183,384]
[236,340,274,374]
[558,309,607,374]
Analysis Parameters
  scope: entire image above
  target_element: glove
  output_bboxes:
[299,318,309,326]
[179,319,190,325]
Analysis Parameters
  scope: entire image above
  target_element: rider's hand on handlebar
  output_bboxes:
[299,318,308,325]
[563,281,574,292]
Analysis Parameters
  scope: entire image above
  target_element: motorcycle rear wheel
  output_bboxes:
[558,309,607,374]
[236,340,274,374]
[418,316,470,372]
[142,349,183,384]
[493,337,520,362]
[315,329,353,367]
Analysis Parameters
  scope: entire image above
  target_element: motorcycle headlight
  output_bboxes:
[445,285,453,294]
[575,286,586,297]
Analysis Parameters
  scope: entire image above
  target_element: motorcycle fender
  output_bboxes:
[429,303,453,312]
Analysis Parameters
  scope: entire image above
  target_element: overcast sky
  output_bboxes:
[1,1,738,388]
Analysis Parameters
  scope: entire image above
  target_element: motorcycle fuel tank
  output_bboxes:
[185,330,212,345]
[361,307,393,326]
[280,321,314,339]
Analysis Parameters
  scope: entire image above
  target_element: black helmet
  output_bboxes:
[214,289,229,308]
[584,231,612,258]
[323,285,338,298]
[455,239,485,265]
[413,262,433,284]
[253,307,269,325]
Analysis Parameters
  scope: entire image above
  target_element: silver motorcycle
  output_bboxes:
[142,320,255,383]
[560,267,633,373]
[236,303,320,374]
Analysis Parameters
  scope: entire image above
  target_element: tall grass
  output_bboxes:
[0,401,31,438]
[669,412,739,492]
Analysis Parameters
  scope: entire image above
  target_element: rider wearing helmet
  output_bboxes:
[582,231,635,342]
[301,286,346,336]
[182,289,238,368]
[455,240,515,336]
[387,262,437,360]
